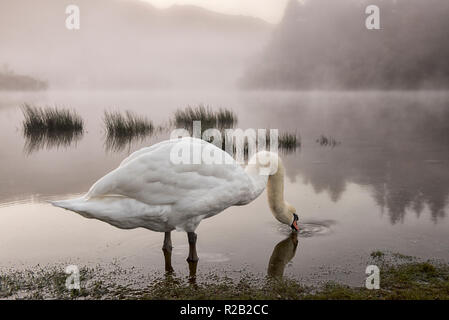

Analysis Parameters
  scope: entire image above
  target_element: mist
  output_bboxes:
[1,0,449,298]
[242,0,449,90]
[0,0,271,90]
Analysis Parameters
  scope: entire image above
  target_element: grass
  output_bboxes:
[143,257,449,300]
[173,105,237,130]
[1,252,447,300]
[103,110,154,152]
[104,110,154,138]
[316,135,340,147]
[307,259,449,300]
[21,104,84,153]
[276,132,301,152]
[20,103,298,154]
[22,104,83,134]
[240,131,300,154]
[371,250,385,259]
[203,130,301,158]
[0,265,96,299]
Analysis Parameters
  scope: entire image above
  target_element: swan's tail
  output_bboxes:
[51,195,167,230]
[51,196,88,213]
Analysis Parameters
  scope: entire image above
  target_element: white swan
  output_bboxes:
[52,137,298,262]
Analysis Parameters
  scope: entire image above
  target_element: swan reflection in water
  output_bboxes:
[161,231,299,282]
[267,232,298,279]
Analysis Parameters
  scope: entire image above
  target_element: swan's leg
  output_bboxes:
[163,231,173,251]
[187,260,198,285]
[162,232,174,273]
[186,232,199,262]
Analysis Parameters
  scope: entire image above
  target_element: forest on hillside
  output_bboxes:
[242,0,449,90]
[0,65,47,91]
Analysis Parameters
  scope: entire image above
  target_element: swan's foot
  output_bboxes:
[162,232,174,273]
[187,260,198,284]
[186,232,199,262]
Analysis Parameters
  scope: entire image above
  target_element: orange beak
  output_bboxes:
[292,220,299,231]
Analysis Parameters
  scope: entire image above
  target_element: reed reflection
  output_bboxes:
[23,130,84,154]
[103,110,155,153]
[21,104,84,154]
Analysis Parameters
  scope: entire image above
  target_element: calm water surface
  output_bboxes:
[0,90,448,286]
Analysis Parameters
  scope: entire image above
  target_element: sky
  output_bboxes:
[140,0,291,23]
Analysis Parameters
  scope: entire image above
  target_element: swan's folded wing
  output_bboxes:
[118,139,174,167]
[86,139,251,210]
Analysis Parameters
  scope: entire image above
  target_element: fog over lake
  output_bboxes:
[0,0,448,290]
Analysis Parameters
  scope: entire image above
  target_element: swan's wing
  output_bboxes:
[87,138,252,213]
[118,139,174,167]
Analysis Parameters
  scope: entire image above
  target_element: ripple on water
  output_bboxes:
[173,246,230,263]
[277,220,335,237]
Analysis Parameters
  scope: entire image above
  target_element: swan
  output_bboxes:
[52,137,299,262]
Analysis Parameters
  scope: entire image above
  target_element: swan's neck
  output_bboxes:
[244,162,269,201]
[245,152,291,225]
[266,160,291,225]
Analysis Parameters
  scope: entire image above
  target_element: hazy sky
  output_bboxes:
[140,0,291,23]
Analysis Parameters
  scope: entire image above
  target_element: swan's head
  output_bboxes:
[286,202,299,232]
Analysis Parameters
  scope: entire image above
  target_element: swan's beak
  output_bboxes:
[291,213,299,232]
[291,220,299,232]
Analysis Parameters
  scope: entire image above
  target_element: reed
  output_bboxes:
[103,110,154,152]
[22,104,83,134]
[173,105,237,130]
[104,110,154,137]
[316,135,340,147]
[21,104,84,153]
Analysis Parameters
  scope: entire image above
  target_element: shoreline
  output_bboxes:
[1,252,447,300]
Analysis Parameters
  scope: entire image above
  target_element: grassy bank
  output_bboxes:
[142,253,449,300]
[1,252,447,300]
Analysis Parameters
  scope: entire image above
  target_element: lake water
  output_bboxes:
[0,90,448,286]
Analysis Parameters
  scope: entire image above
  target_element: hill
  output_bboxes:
[0,66,48,90]
[0,0,272,90]
[242,0,449,90]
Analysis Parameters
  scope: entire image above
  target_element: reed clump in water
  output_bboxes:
[22,104,84,134]
[104,110,154,137]
[21,104,84,153]
[316,135,340,147]
[173,105,237,130]
[103,110,154,152]
[210,130,301,158]
[277,132,301,151]
[259,131,301,154]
